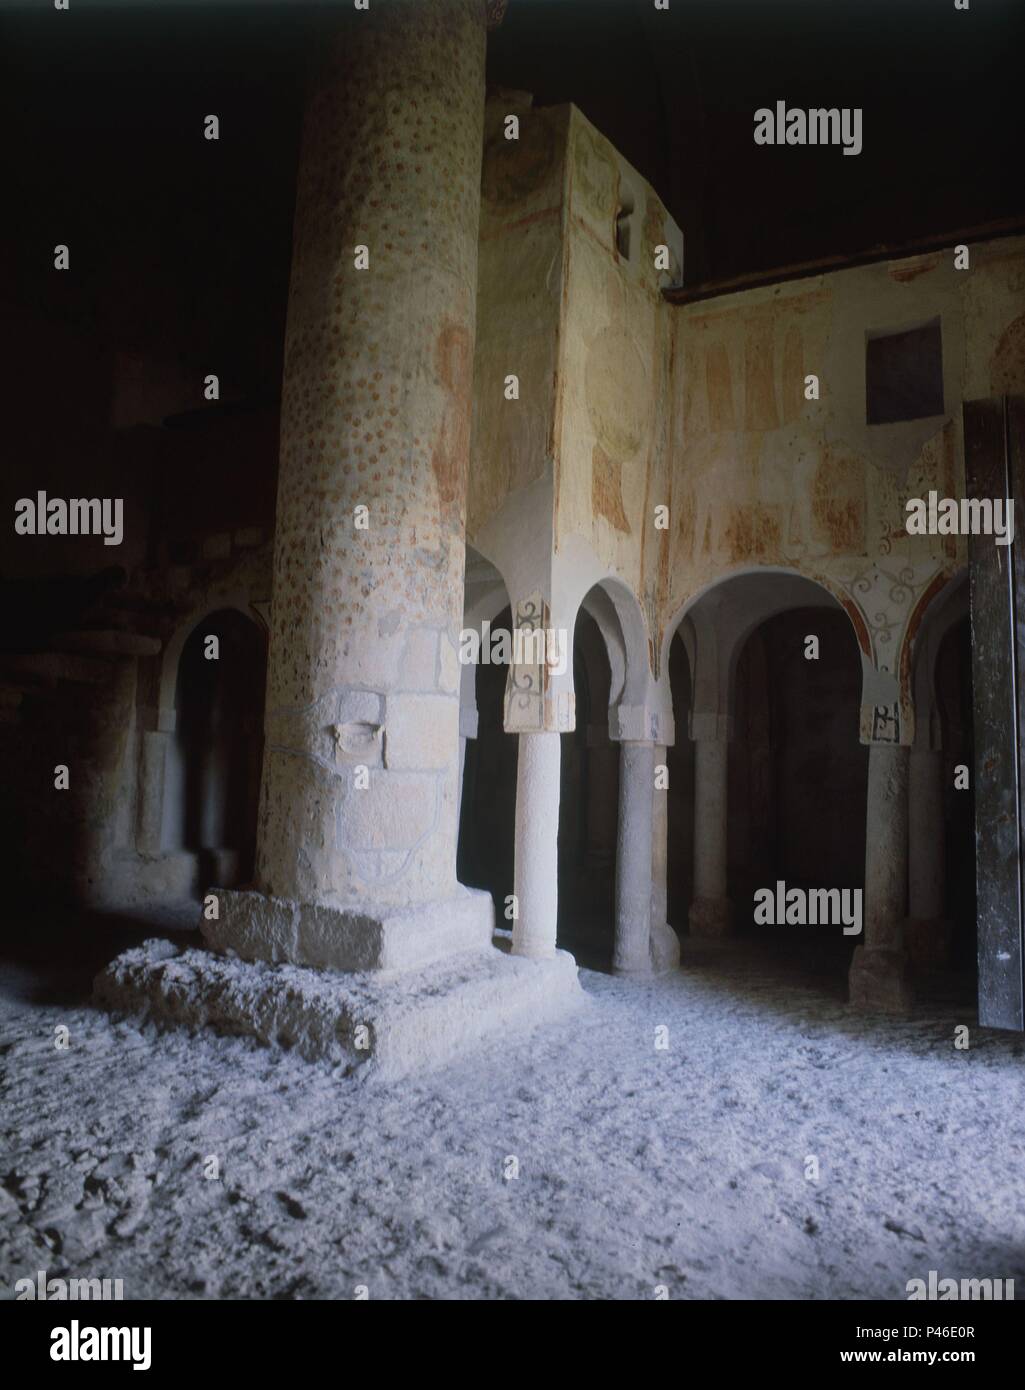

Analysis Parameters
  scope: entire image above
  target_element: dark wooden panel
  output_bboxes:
[965,396,1025,1030]
[1009,396,1025,1026]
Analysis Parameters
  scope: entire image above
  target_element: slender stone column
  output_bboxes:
[690,735,732,936]
[849,742,912,1010]
[906,745,952,966]
[649,743,680,973]
[651,744,669,931]
[136,730,170,856]
[512,731,561,960]
[613,740,655,975]
[205,0,493,973]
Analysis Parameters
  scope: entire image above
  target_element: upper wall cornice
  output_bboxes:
[664,218,1025,309]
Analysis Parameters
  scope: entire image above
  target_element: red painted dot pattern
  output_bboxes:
[268,0,486,713]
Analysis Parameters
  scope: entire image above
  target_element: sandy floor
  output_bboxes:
[2,913,1023,1301]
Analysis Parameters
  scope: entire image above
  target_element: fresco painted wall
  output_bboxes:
[471,101,1025,744]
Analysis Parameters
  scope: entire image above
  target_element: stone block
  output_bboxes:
[384,694,457,771]
[203,885,494,975]
[401,629,439,690]
[341,772,438,851]
[257,750,338,899]
[95,933,584,1082]
[332,690,385,765]
[438,634,460,694]
[297,904,385,972]
[203,888,299,964]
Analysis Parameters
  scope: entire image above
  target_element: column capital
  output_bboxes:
[860,701,914,746]
[612,703,670,745]
[503,590,575,734]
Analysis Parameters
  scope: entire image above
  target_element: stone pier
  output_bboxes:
[849,742,913,1012]
[613,739,654,975]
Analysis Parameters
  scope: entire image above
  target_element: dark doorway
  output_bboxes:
[729,607,867,974]
[557,608,617,969]
[457,606,516,916]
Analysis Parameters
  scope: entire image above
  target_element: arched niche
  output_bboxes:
[160,606,267,891]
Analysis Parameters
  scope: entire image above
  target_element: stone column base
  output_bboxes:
[612,957,653,980]
[95,938,583,1083]
[904,917,955,969]
[848,945,913,1013]
[202,885,494,976]
[688,896,733,938]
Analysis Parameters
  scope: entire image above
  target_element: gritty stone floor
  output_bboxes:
[1,909,1023,1301]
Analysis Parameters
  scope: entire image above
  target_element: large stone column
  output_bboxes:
[205,0,492,973]
[512,730,561,960]
[613,740,654,975]
[690,735,732,936]
[96,2,587,1075]
[905,745,952,966]
[849,742,912,1010]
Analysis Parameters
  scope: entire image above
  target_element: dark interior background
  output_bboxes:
[729,607,868,929]
[3,0,1022,455]
[3,0,1021,587]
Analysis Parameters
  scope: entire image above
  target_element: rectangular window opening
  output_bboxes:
[865,317,944,425]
